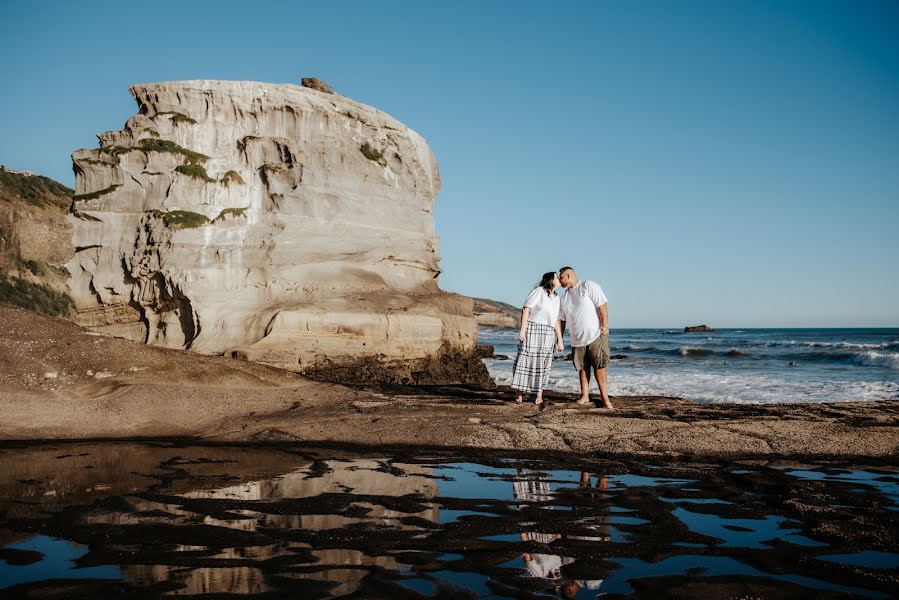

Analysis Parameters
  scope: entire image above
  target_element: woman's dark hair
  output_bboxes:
[538,272,557,296]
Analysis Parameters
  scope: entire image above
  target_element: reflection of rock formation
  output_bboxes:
[40,455,437,596]
[129,566,268,596]
[180,459,439,529]
[0,444,310,519]
[67,80,484,383]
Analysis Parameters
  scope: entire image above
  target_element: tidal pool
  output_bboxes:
[0,443,896,598]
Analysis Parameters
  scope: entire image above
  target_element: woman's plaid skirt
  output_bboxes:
[511,321,555,393]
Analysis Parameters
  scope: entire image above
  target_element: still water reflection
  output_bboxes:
[0,443,896,598]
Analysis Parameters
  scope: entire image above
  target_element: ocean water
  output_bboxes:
[479,327,899,404]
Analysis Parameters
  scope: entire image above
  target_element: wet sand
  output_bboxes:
[1,303,898,461]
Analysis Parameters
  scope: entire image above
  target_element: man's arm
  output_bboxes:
[598,303,609,336]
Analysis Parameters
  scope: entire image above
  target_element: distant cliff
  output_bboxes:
[68,80,487,384]
[0,167,73,315]
[473,297,519,328]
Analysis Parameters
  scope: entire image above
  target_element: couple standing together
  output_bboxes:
[511,266,614,410]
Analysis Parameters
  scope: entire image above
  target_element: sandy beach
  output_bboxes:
[3,303,897,461]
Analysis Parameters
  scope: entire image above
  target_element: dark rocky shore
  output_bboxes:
[2,303,898,462]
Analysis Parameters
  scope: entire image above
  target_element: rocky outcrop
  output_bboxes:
[67,80,484,383]
[684,324,715,333]
[472,297,519,328]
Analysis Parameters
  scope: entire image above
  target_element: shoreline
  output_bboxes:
[2,303,898,461]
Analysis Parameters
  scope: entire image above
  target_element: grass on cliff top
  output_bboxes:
[73,184,121,202]
[154,111,198,125]
[0,271,73,316]
[175,164,216,182]
[0,170,73,210]
[152,209,210,229]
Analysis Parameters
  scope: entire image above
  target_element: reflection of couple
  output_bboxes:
[511,267,614,409]
[513,471,609,598]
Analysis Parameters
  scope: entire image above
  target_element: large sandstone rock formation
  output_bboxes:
[68,80,487,384]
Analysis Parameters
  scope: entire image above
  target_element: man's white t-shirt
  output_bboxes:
[559,280,608,347]
[522,287,561,327]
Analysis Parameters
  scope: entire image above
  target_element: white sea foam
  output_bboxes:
[484,359,899,404]
[852,351,899,369]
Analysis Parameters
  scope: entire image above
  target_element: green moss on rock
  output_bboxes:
[175,164,215,182]
[73,184,121,202]
[138,139,208,164]
[78,158,116,166]
[214,207,248,222]
[154,111,198,125]
[97,145,132,157]
[360,142,382,162]
[220,170,245,186]
[152,209,210,230]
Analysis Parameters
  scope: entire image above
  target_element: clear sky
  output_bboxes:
[2,1,897,327]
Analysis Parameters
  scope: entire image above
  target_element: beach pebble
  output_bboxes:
[44,372,58,380]
[93,371,113,379]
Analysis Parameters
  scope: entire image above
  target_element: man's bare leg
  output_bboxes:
[576,369,591,404]
[594,367,614,409]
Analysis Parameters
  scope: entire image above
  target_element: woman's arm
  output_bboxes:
[554,320,564,352]
[518,307,531,342]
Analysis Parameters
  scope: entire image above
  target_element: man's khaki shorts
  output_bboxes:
[573,335,610,371]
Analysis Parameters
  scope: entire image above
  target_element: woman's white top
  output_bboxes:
[523,287,561,327]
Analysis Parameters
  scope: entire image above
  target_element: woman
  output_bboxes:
[511,272,564,405]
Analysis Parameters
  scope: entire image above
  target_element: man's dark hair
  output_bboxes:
[559,266,574,275]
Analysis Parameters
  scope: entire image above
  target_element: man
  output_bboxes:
[558,266,614,409]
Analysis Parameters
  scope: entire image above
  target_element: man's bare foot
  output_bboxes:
[576,396,592,406]
[535,395,543,405]
[515,394,523,404]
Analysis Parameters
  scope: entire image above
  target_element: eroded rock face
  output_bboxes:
[68,80,484,383]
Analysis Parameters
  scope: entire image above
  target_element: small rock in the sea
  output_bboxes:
[492,354,510,361]
[610,354,628,360]
[684,324,715,333]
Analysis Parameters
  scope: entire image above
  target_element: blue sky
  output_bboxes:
[2,1,897,326]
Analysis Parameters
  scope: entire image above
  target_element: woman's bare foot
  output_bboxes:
[576,395,592,405]
[603,400,615,410]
